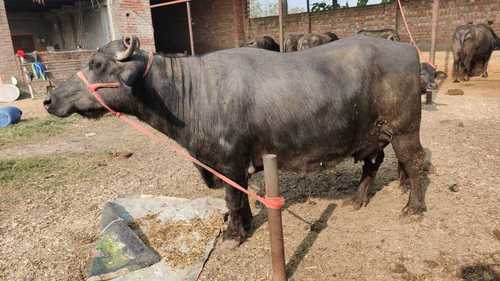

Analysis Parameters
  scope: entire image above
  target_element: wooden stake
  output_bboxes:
[263,154,287,281]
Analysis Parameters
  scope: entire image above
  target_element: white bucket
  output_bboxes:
[0,84,20,103]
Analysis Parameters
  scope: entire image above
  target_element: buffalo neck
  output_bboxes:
[133,54,201,148]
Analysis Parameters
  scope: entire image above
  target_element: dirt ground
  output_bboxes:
[0,76,499,281]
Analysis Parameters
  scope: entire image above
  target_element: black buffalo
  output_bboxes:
[284,33,303,52]
[245,36,280,52]
[357,29,401,41]
[44,35,426,245]
[452,23,500,82]
[297,32,339,51]
[420,62,447,94]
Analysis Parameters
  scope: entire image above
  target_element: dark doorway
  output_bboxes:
[150,1,190,54]
[12,35,36,53]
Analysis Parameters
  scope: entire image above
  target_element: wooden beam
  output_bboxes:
[430,0,439,65]
[263,155,287,281]
[394,0,400,33]
[150,0,189,9]
[278,0,284,52]
[186,1,195,55]
[306,0,311,33]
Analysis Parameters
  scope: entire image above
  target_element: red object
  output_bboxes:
[75,54,285,210]
[16,50,26,58]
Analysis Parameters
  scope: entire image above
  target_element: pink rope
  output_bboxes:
[397,0,437,69]
[76,70,286,210]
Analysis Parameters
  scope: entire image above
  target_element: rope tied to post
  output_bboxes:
[397,0,438,69]
[76,69,286,210]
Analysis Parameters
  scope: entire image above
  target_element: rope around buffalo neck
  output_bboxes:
[75,66,285,210]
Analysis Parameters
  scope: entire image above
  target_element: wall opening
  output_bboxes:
[150,0,190,55]
[4,0,110,53]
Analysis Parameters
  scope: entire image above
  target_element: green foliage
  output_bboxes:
[357,0,369,6]
[251,0,394,17]
[249,0,278,18]
[311,1,340,12]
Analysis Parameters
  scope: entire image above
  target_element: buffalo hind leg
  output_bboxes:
[392,132,427,215]
[352,150,385,210]
[453,59,461,83]
[398,162,409,193]
[222,169,253,245]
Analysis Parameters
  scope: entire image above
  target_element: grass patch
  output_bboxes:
[0,157,63,184]
[0,115,78,146]
[0,153,113,188]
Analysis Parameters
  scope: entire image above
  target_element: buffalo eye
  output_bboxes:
[90,58,106,74]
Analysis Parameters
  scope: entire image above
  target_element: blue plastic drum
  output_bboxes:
[0,106,22,128]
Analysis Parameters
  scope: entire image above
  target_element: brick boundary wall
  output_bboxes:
[109,0,156,52]
[244,0,500,52]
[191,0,238,53]
[0,0,19,83]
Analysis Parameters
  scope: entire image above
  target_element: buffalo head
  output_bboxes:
[44,36,150,118]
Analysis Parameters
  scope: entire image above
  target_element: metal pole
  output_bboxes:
[263,154,287,281]
[430,0,439,65]
[278,0,284,52]
[186,1,195,55]
[306,0,311,33]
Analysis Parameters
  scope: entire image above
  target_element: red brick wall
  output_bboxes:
[232,0,246,47]
[191,0,238,53]
[244,0,500,52]
[109,0,155,52]
[0,0,19,83]
[38,50,94,80]
[396,0,500,50]
[245,3,397,42]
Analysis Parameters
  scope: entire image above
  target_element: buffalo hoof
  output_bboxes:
[482,73,488,78]
[222,223,247,248]
[399,182,409,194]
[401,203,427,216]
[352,197,368,210]
[342,196,368,210]
[220,238,241,250]
[242,218,253,233]
[453,79,460,83]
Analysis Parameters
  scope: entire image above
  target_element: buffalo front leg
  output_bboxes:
[453,59,460,83]
[351,150,385,210]
[222,170,253,245]
[482,61,489,78]
[392,132,427,215]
